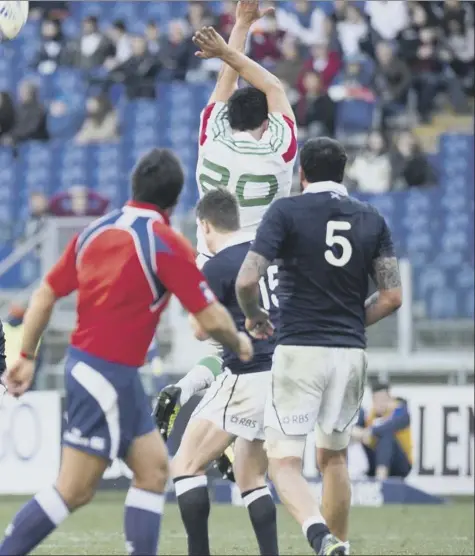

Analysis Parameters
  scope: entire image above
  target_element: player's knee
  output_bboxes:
[171,450,206,478]
[316,447,347,475]
[55,481,96,510]
[134,456,169,493]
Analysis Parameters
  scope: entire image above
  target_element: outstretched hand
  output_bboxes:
[193,26,229,59]
[235,0,275,27]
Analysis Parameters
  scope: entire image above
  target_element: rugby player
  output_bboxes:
[172,188,279,556]
[0,149,253,556]
[236,137,403,555]
[155,0,297,440]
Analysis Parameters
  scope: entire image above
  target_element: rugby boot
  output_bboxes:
[153,385,181,441]
[213,445,236,482]
[318,534,346,555]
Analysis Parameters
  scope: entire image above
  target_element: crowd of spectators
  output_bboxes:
[1,0,474,196]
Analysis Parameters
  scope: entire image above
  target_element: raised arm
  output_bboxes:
[208,0,274,104]
[194,26,295,121]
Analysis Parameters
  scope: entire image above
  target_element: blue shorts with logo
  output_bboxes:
[63,347,155,461]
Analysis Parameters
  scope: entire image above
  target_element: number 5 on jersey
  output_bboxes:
[325,221,352,267]
[259,265,279,310]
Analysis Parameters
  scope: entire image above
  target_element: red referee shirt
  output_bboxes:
[46,201,215,367]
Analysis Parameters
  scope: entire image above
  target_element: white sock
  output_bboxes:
[176,356,222,406]
[343,541,350,554]
[301,515,327,537]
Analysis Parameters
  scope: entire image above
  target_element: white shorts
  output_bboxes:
[191,369,271,441]
[264,345,367,450]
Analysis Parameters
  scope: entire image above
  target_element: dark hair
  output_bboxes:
[84,15,98,28]
[113,20,127,33]
[196,189,240,232]
[371,380,390,393]
[131,148,184,210]
[300,137,348,183]
[228,87,268,131]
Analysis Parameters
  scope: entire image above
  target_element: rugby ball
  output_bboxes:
[0,1,29,41]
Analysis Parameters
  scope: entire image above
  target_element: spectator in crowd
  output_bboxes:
[75,94,118,145]
[49,185,109,217]
[346,130,392,194]
[336,4,369,58]
[249,10,285,67]
[365,0,409,42]
[352,382,413,480]
[4,81,48,145]
[160,19,195,81]
[187,1,216,32]
[292,0,328,46]
[29,1,69,21]
[298,41,342,93]
[217,1,236,40]
[23,191,49,242]
[145,21,161,55]
[330,53,375,102]
[0,92,15,140]
[373,41,411,128]
[47,93,85,139]
[272,36,302,91]
[104,20,132,71]
[296,71,336,137]
[32,18,66,76]
[399,4,469,122]
[445,18,475,94]
[438,0,474,34]
[66,15,113,70]
[330,0,349,24]
[110,36,161,99]
[390,129,436,188]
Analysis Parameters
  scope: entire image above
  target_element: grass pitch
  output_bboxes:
[0,492,473,555]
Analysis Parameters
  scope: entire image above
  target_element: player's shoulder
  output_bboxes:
[152,220,195,260]
[206,242,249,275]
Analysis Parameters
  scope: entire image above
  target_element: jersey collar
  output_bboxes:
[124,201,170,225]
[303,181,349,196]
[217,233,252,254]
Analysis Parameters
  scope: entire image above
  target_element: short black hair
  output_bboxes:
[113,20,127,33]
[300,137,348,183]
[84,15,98,28]
[131,148,184,210]
[371,380,390,393]
[228,87,268,131]
[196,189,240,232]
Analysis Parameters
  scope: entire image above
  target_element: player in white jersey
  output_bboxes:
[154,1,297,460]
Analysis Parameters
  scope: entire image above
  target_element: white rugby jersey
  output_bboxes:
[196,101,298,255]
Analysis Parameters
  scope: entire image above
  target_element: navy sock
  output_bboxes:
[124,487,165,555]
[0,487,69,556]
[242,486,278,556]
[304,521,331,554]
[174,475,210,556]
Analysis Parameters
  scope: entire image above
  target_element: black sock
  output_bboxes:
[242,487,278,556]
[174,475,210,556]
[305,522,330,554]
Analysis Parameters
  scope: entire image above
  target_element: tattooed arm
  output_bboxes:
[236,251,275,339]
[365,256,402,326]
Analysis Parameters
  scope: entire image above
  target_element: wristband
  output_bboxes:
[20,351,35,361]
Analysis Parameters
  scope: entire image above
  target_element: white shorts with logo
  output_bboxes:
[191,369,271,441]
[264,345,367,450]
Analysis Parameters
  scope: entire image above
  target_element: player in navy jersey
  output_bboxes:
[236,137,402,556]
[0,149,253,556]
[171,189,280,556]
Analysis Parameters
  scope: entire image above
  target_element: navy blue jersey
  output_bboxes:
[202,241,278,374]
[251,182,395,349]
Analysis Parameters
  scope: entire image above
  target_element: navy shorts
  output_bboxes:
[63,347,155,461]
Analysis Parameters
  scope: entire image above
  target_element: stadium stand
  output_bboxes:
[0,1,473,374]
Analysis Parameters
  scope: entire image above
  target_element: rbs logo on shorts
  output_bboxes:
[230,415,256,428]
[283,414,309,425]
